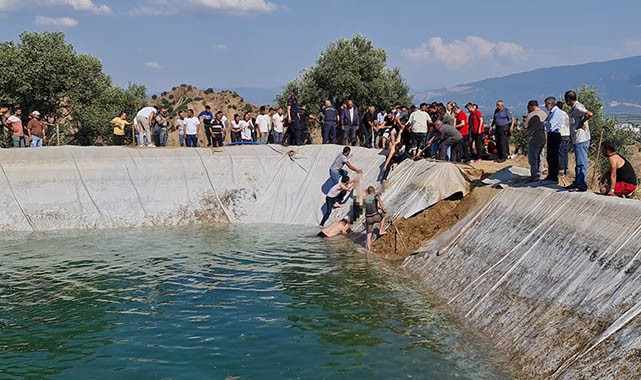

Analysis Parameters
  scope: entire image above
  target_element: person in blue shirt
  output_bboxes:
[490,100,514,162]
[198,105,214,147]
[544,97,564,183]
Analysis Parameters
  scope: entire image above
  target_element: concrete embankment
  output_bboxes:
[403,187,641,379]
[0,145,468,231]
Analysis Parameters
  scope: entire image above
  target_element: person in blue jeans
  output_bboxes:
[564,90,593,192]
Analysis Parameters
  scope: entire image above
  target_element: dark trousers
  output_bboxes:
[495,125,510,160]
[212,133,224,147]
[559,136,570,173]
[231,131,241,143]
[113,134,125,146]
[343,125,357,146]
[472,132,483,159]
[459,135,470,161]
[411,132,427,151]
[546,132,561,180]
[323,123,337,144]
[320,191,346,226]
[204,126,214,146]
[439,138,461,161]
[186,134,198,147]
[360,126,373,148]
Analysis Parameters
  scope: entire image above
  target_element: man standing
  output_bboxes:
[4,108,26,148]
[407,103,431,154]
[467,103,484,162]
[361,106,377,148]
[452,103,469,162]
[272,107,285,144]
[26,111,51,148]
[152,108,169,147]
[135,106,157,147]
[184,109,200,147]
[491,100,514,162]
[557,101,571,177]
[287,88,303,145]
[565,90,593,192]
[524,100,547,182]
[175,111,187,147]
[211,111,225,147]
[199,105,215,147]
[322,100,339,144]
[255,106,272,144]
[364,186,387,253]
[329,146,363,185]
[341,99,359,146]
[544,97,563,183]
[110,111,132,146]
[230,114,242,143]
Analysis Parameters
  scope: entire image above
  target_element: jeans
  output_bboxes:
[273,131,283,144]
[343,125,357,146]
[573,141,590,191]
[546,132,561,180]
[528,138,545,179]
[260,133,269,144]
[330,168,347,185]
[179,133,185,147]
[30,135,43,148]
[12,135,26,148]
[204,126,213,146]
[320,191,347,226]
[559,136,570,173]
[186,134,198,147]
[231,131,241,143]
[113,134,125,146]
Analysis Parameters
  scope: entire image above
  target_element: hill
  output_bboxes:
[147,84,258,146]
[413,56,641,118]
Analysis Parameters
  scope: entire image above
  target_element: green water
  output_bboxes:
[0,225,513,379]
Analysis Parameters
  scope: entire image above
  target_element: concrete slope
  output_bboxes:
[0,145,469,231]
[403,187,641,379]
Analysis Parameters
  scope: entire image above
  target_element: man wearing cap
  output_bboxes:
[26,111,52,148]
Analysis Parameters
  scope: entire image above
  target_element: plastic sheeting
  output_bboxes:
[403,186,641,379]
[0,145,469,231]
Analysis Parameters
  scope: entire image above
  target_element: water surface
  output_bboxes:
[0,225,513,379]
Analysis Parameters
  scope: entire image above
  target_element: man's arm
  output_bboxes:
[376,194,386,213]
[608,157,618,195]
[346,161,363,174]
[580,110,593,130]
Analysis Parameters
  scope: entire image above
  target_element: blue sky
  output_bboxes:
[2,0,641,97]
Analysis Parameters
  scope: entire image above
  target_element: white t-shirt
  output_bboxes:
[221,115,228,129]
[240,120,253,140]
[272,113,284,133]
[184,117,200,135]
[175,119,187,134]
[136,106,157,119]
[255,114,271,133]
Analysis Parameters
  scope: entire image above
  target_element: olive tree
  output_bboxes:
[276,34,411,114]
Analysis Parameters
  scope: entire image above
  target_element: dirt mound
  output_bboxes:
[374,186,499,261]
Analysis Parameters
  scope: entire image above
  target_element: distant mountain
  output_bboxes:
[413,56,641,118]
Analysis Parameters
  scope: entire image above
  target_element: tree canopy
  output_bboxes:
[0,32,146,145]
[276,34,411,114]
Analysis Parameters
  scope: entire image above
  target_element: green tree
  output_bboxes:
[0,31,146,145]
[276,34,411,114]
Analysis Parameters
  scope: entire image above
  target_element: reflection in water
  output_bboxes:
[0,225,513,379]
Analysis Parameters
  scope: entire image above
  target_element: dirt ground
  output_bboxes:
[373,144,641,259]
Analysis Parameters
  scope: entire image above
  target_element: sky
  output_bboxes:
[2,0,641,97]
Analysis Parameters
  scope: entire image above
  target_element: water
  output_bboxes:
[0,225,514,379]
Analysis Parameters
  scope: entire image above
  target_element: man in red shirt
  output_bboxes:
[466,103,484,162]
[4,108,26,148]
[453,103,469,162]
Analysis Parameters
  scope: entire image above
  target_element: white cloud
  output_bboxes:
[130,0,277,16]
[1,0,110,14]
[144,61,163,69]
[215,43,227,49]
[35,15,78,27]
[402,36,526,67]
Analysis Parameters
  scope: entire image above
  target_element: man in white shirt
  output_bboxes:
[239,112,254,142]
[184,109,200,147]
[564,90,593,192]
[255,106,272,144]
[272,107,284,144]
[556,101,571,176]
[175,110,187,146]
[135,106,157,147]
[407,103,432,153]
